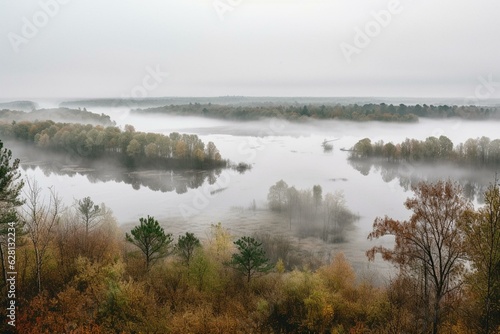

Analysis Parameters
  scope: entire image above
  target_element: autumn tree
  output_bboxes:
[0,140,24,286]
[206,222,233,263]
[54,204,119,281]
[351,138,373,158]
[228,236,272,283]
[423,136,440,160]
[21,178,61,293]
[126,216,173,270]
[144,142,158,158]
[383,142,398,161]
[459,180,500,334]
[175,232,201,266]
[126,138,142,157]
[438,135,453,157]
[174,140,187,159]
[367,180,471,334]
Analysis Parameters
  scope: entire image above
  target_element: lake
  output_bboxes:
[17,107,500,279]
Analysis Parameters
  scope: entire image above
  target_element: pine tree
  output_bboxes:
[229,236,273,282]
[175,232,201,266]
[0,140,24,286]
[125,216,173,270]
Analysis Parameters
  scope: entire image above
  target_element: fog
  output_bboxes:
[10,107,499,275]
[83,106,500,141]
[2,1,500,98]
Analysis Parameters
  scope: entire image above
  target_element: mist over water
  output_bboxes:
[90,106,499,142]
[14,106,500,276]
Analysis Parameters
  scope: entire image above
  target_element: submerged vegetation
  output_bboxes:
[0,140,499,333]
[0,121,226,170]
[138,102,500,122]
[267,180,358,243]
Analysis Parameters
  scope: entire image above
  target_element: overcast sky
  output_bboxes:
[1,0,499,99]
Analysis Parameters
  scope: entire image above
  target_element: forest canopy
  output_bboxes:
[136,103,500,122]
[349,135,500,167]
[0,120,226,169]
[0,107,115,126]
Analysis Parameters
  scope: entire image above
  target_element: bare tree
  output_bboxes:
[367,180,470,334]
[21,178,61,293]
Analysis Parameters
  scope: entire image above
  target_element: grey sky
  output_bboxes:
[1,0,499,99]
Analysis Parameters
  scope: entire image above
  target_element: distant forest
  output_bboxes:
[137,103,500,122]
[0,120,226,170]
[0,100,37,112]
[0,107,115,126]
[349,135,500,167]
[5,100,500,123]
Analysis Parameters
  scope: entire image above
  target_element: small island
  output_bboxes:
[0,120,227,170]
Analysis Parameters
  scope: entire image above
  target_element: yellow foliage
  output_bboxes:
[317,252,356,292]
[303,290,335,331]
[206,222,234,262]
[188,249,224,293]
[169,303,246,334]
[14,217,487,333]
[276,258,285,274]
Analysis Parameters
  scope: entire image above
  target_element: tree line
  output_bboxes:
[0,107,115,126]
[0,140,499,333]
[0,121,226,169]
[350,135,500,167]
[138,102,500,122]
[0,101,37,112]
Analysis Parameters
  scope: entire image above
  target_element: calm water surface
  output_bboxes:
[20,108,500,277]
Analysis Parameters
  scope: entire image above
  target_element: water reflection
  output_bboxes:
[15,139,226,196]
[349,159,496,203]
[22,161,222,194]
